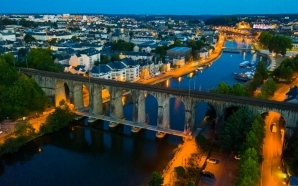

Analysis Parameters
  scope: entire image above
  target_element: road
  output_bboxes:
[261,112,286,186]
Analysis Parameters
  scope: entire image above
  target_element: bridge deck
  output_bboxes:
[74,110,190,138]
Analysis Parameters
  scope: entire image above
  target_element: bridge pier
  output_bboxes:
[137,91,146,124]
[91,84,103,115]
[109,87,124,119]
[73,83,84,109]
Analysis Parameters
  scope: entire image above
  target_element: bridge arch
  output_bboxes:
[55,80,70,107]
[73,83,90,109]
[136,91,158,126]
[169,96,186,131]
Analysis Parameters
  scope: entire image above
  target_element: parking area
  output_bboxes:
[197,152,239,186]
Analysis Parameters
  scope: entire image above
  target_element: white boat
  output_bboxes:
[239,61,249,67]
[198,67,204,71]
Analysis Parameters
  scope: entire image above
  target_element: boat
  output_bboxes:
[239,61,249,67]
[234,72,253,81]
[197,67,204,71]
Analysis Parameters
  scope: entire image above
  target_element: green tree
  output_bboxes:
[258,32,273,48]
[210,82,231,94]
[24,34,36,43]
[100,55,110,64]
[261,78,277,97]
[237,148,259,186]
[148,171,164,186]
[94,60,100,66]
[283,128,298,175]
[111,39,134,51]
[14,121,35,137]
[40,100,75,134]
[48,38,61,45]
[27,48,63,72]
[220,107,255,151]
[111,54,120,62]
[211,82,248,96]
[174,166,186,178]
[71,36,81,42]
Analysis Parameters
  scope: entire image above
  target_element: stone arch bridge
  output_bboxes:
[20,68,298,137]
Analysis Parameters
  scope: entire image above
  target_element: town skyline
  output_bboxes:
[1,0,298,15]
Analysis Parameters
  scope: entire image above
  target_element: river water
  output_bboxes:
[0,42,268,186]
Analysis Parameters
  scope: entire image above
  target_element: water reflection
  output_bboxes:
[0,125,179,185]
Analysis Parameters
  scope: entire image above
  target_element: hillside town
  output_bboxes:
[1,14,298,83]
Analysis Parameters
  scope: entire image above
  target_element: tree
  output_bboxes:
[111,40,134,51]
[14,121,35,137]
[94,60,100,66]
[237,148,260,186]
[258,32,273,48]
[40,100,75,134]
[174,166,185,178]
[210,82,230,94]
[220,107,255,151]
[24,34,36,43]
[100,55,110,64]
[241,131,259,153]
[70,36,81,42]
[283,128,298,175]
[110,54,120,62]
[211,82,248,96]
[148,171,164,186]
[261,78,277,97]
[27,48,63,72]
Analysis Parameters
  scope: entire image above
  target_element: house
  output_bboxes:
[173,55,185,67]
[0,33,16,41]
[119,51,153,61]
[90,65,111,79]
[106,61,127,81]
[68,65,87,75]
[68,48,100,70]
[138,60,154,79]
[122,58,140,82]
[199,48,209,59]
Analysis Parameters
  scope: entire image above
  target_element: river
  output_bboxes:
[0,41,268,186]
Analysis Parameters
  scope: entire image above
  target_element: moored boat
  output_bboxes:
[239,61,249,67]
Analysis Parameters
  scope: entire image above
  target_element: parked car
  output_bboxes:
[207,158,219,164]
[271,123,277,133]
[200,170,215,179]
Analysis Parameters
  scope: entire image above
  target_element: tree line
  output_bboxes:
[258,32,293,55]
[220,107,265,186]
[0,57,49,121]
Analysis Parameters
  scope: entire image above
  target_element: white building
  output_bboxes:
[68,48,100,70]
[106,61,127,82]
[122,58,140,82]
[0,33,16,41]
[119,51,153,61]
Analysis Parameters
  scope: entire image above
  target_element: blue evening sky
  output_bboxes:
[1,0,297,15]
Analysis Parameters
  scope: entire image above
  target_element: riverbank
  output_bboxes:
[138,36,225,85]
